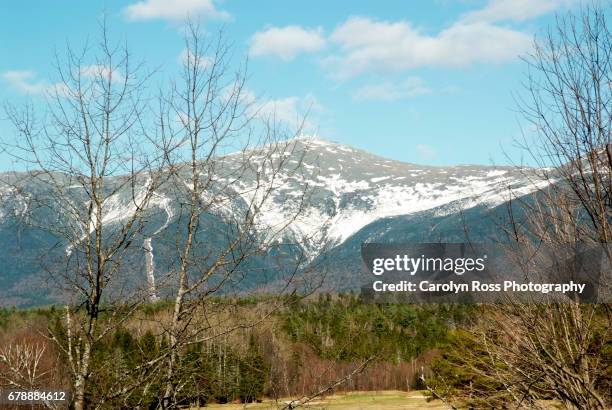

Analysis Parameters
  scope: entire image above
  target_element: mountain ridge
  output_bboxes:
[0,136,547,306]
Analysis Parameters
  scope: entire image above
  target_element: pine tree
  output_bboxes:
[238,334,268,403]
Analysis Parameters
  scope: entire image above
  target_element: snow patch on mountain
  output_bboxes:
[225,137,548,256]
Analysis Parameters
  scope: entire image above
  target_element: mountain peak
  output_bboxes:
[293,134,345,148]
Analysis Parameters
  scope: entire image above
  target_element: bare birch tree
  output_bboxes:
[2,17,348,410]
[2,21,170,410]
[147,23,323,408]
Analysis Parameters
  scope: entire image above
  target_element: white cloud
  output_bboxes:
[124,0,230,22]
[178,48,212,68]
[416,144,436,160]
[461,0,574,23]
[252,93,322,132]
[0,70,67,95]
[80,64,125,83]
[2,70,48,94]
[2,66,125,97]
[353,77,431,102]
[327,17,532,79]
[250,25,326,61]
[259,96,302,123]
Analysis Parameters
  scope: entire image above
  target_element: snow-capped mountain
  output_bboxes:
[0,137,547,306]
[243,137,542,252]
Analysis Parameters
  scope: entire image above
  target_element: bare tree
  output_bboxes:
[2,17,357,410]
[147,23,324,408]
[2,21,170,410]
[0,342,48,390]
[0,339,65,410]
[431,4,611,409]
[515,2,611,248]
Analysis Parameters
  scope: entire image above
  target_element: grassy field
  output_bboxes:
[201,391,566,409]
[202,391,449,409]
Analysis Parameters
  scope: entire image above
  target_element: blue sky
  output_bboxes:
[0,0,579,167]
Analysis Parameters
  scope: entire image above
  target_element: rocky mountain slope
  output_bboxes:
[0,137,547,306]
